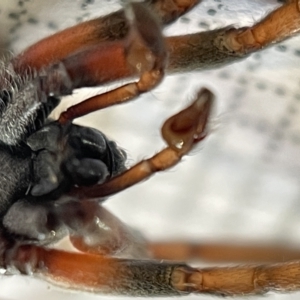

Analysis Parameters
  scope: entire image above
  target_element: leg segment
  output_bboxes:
[5,244,300,296]
[172,261,300,296]
[14,1,300,91]
[13,11,130,74]
[31,2,167,100]
[13,0,199,74]
[15,1,300,82]
[57,2,167,123]
[3,245,179,296]
[226,1,300,53]
[145,0,201,24]
[148,241,300,263]
[166,1,300,73]
[70,88,214,199]
[53,0,300,92]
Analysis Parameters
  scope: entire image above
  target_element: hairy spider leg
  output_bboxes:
[12,0,199,74]
[4,241,300,296]
[54,0,300,123]
[12,1,300,122]
[148,241,300,263]
[166,1,300,73]
[44,182,300,264]
[59,0,300,84]
[63,199,300,263]
[230,0,300,53]
[147,0,200,24]
[14,1,299,97]
[57,2,167,124]
[62,201,300,264]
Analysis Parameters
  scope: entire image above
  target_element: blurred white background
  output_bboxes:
[1,0,300,299]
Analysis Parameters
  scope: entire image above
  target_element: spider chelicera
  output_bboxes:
[1,0,300,297]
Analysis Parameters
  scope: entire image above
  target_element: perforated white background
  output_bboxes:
[1,0,300,299]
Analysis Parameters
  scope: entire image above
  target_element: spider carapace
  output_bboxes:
[0,0,300,297]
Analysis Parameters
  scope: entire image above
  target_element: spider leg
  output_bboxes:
[70,230,300,263]
[14,1,300,95]
[70,88,213,199]
[5,243,300,296]
[146,0,201,24]
[13,11,130,74]
[51,0,300,95]
[166,1,300,73]
[148,241,300,263]
[13,0,199,74]
[228,1,300,52]
[54,2,167,123]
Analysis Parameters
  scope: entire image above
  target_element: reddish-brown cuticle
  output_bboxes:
[171,266,203,293]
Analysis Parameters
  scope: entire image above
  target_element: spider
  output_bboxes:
[1,0,300,298]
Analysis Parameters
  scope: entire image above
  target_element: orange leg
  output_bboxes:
[5,244,300,296]
[46,1,300,103]
[13,11,129,74]
[39,2,167,99]
[61,1,300,91]
[147,0,200,24]
[57,201,300,264]
[148,241,300,263]
[69,88,213,199]
[58,6,166,91]
[13,0,199,74]
[14,1,300,101]
[66,203,300,263]
[167,1,300,73]
[225,0,300,53]
[55,2,166,123]
[15,1,299,82]
[25,2,169,117]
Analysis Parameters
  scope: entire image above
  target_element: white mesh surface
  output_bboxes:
[1,0,300,299]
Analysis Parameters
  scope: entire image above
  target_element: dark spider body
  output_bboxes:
[0,63,126,244]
